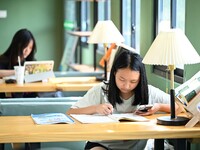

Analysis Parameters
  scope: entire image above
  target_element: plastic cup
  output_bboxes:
[14,66,25,85]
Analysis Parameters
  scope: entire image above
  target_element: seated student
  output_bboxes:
[0,28,40,150]
[0,28,63,99]
[0,28,37,78]
[0,28,38,98]
[67,46,176,150]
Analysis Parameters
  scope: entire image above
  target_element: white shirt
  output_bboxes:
[72,83,170,111]
[71,83,170,150]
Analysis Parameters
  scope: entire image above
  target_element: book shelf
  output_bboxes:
[185,92,200,127]
[175,71,200,105]
[174,71,200,124]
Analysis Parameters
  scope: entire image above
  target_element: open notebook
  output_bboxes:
[70,113,149,124]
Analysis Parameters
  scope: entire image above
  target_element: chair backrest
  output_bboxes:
[59,33,79,71]
[0,97,80,116]
[0,97,86,150]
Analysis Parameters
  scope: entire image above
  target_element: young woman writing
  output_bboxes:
[67,46,174,150]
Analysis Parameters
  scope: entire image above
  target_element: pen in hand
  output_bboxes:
[101,89,113,115]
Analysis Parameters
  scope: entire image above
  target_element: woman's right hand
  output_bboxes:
[95,103,113,115]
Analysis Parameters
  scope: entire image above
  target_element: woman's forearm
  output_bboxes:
[158,104,171,113]
[158,103,179,113]
[66,105,97,115]
[0,70,15,78]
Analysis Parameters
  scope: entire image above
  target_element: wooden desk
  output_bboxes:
[52,76,100,91]
[0,77,100,93]
[56,82,100,91]
[0,82,56,92]
[0,114,199,144]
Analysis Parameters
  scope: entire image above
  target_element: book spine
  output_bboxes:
[185,90,197,102]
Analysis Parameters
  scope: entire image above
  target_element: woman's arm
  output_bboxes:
[67,106,98,115]
[0,70,15,78]
[154,103,171,113]
[67,103,113,115]
[137,103,179,116]
[155,103,179,113]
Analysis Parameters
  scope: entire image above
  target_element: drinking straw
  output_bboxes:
[18,56,21,66]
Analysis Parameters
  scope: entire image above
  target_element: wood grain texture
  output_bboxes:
[0,77,100,92]
[0,114,199,143]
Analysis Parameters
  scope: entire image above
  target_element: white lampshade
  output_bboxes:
[87,20,125,44]
[142,29,200,66]
[142,28,200,126]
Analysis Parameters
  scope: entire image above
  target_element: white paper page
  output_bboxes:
[109,113,149,122]
[70,114,118,123]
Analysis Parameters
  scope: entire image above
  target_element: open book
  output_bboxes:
[175,70,200,106]
[31,113,74,125]
[70,113,149,124]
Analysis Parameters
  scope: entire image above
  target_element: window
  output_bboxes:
[63,0,91,66]
[122,0,140,53]
[154,0,186,84]
[94,0,111,70]
[80,1,90,44]
[96,0,111,53]
[98,0,111,21]
[63,0,111,70]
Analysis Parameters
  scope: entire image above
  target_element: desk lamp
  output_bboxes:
[87,20,125,81]
[142,29,200,126]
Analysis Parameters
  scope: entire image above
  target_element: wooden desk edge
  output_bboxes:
[0,115,200,143]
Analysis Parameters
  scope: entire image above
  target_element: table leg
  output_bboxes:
[173,139,188,150]
[0,144,4,150]
[154,139,164,150]
[187,140,191,150]
[25,142,41,150]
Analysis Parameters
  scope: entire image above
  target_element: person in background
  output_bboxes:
[0,28,37,78]
[0,28,38,150]
[67,46,175,150]
[0,28,37,98]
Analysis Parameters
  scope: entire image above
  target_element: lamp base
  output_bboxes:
[157,116,189,126]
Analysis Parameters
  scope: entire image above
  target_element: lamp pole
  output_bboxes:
[169,65,176,119]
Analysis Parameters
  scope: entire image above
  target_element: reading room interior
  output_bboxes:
[0,0,200,150]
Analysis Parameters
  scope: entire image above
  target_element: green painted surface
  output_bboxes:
[0,0,64,70]
[0,0,199,89]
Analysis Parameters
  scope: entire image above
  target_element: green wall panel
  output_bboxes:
[140,0,168,91]
[185,0,200,81]
[0,0,64,70]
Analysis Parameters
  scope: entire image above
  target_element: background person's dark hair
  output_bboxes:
[3,28,37,69]
[107,47,149,107]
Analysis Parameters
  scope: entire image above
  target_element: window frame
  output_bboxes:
[93,0,111,70]
[121,0,140,53]
[153,0,185,84]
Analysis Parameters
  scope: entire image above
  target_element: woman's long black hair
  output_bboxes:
[3,28,37,69]
[106,46,149,107]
